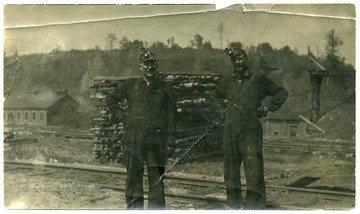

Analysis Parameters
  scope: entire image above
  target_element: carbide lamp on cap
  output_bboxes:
[139,47,157,63]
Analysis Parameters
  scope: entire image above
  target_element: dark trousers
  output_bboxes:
[123,121,167,209]
[125,161,165,209]
[125,148,166,209]
[223,124,266,209]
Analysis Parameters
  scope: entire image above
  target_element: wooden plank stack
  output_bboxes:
[90,74,224,163]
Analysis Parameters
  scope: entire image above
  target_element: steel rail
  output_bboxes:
[5,160,355,199]
[20,129,355,154]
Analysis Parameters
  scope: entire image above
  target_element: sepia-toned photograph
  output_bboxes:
[2,2,356,210]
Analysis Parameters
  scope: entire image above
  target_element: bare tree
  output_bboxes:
[119,37,130,49]
[194,34,204,49]
[217,22,224,49]
[171,37,175,47]
[105,33,118,50]
[325,29,344,70]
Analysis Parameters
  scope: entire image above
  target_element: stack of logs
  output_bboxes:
[90,74,224,163]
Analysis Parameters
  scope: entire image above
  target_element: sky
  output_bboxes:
[3,3,356,66]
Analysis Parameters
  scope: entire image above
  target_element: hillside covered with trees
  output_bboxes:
[4,30,355,128]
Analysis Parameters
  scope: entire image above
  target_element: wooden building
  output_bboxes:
[263,107,311,140]
[4,90,78,126]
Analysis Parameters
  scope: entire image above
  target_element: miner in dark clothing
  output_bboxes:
[106,48,176,209]
[213,48,288,209]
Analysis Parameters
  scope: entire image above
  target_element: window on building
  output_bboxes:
[273,132,279,137]
[17,112,22,120]
[24,112,29,120]
[290,125,298,137]
[40,112,44,120]
[8,112,14,122]
[32,112,37,120]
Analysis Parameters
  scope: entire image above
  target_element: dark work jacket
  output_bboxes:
[214,70,288,130]
[106,76,176,163]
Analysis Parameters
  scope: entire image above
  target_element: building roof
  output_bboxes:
[4,91,71,109]
[266,100,310,121]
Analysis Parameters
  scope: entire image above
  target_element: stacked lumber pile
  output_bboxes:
[90,74,224,163]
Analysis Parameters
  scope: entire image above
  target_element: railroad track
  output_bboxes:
[20,129,355,155]
[264,139,355,154]
[4,160,355,210]
[29,129,95,139]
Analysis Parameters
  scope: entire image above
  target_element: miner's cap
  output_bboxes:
[139,47,157,63]
[224,47,248,60]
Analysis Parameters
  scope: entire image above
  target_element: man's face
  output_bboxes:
[140,60,158,73]
[231,54,248,74]
[140,60,158,78]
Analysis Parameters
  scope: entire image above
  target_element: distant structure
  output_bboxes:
[263,47,355,140]
[4,90,78,126]
[307,47,355,122]
[264,110,307,140]
[264,109,324,140]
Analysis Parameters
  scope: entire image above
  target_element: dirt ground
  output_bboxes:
[3,132,356,210]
